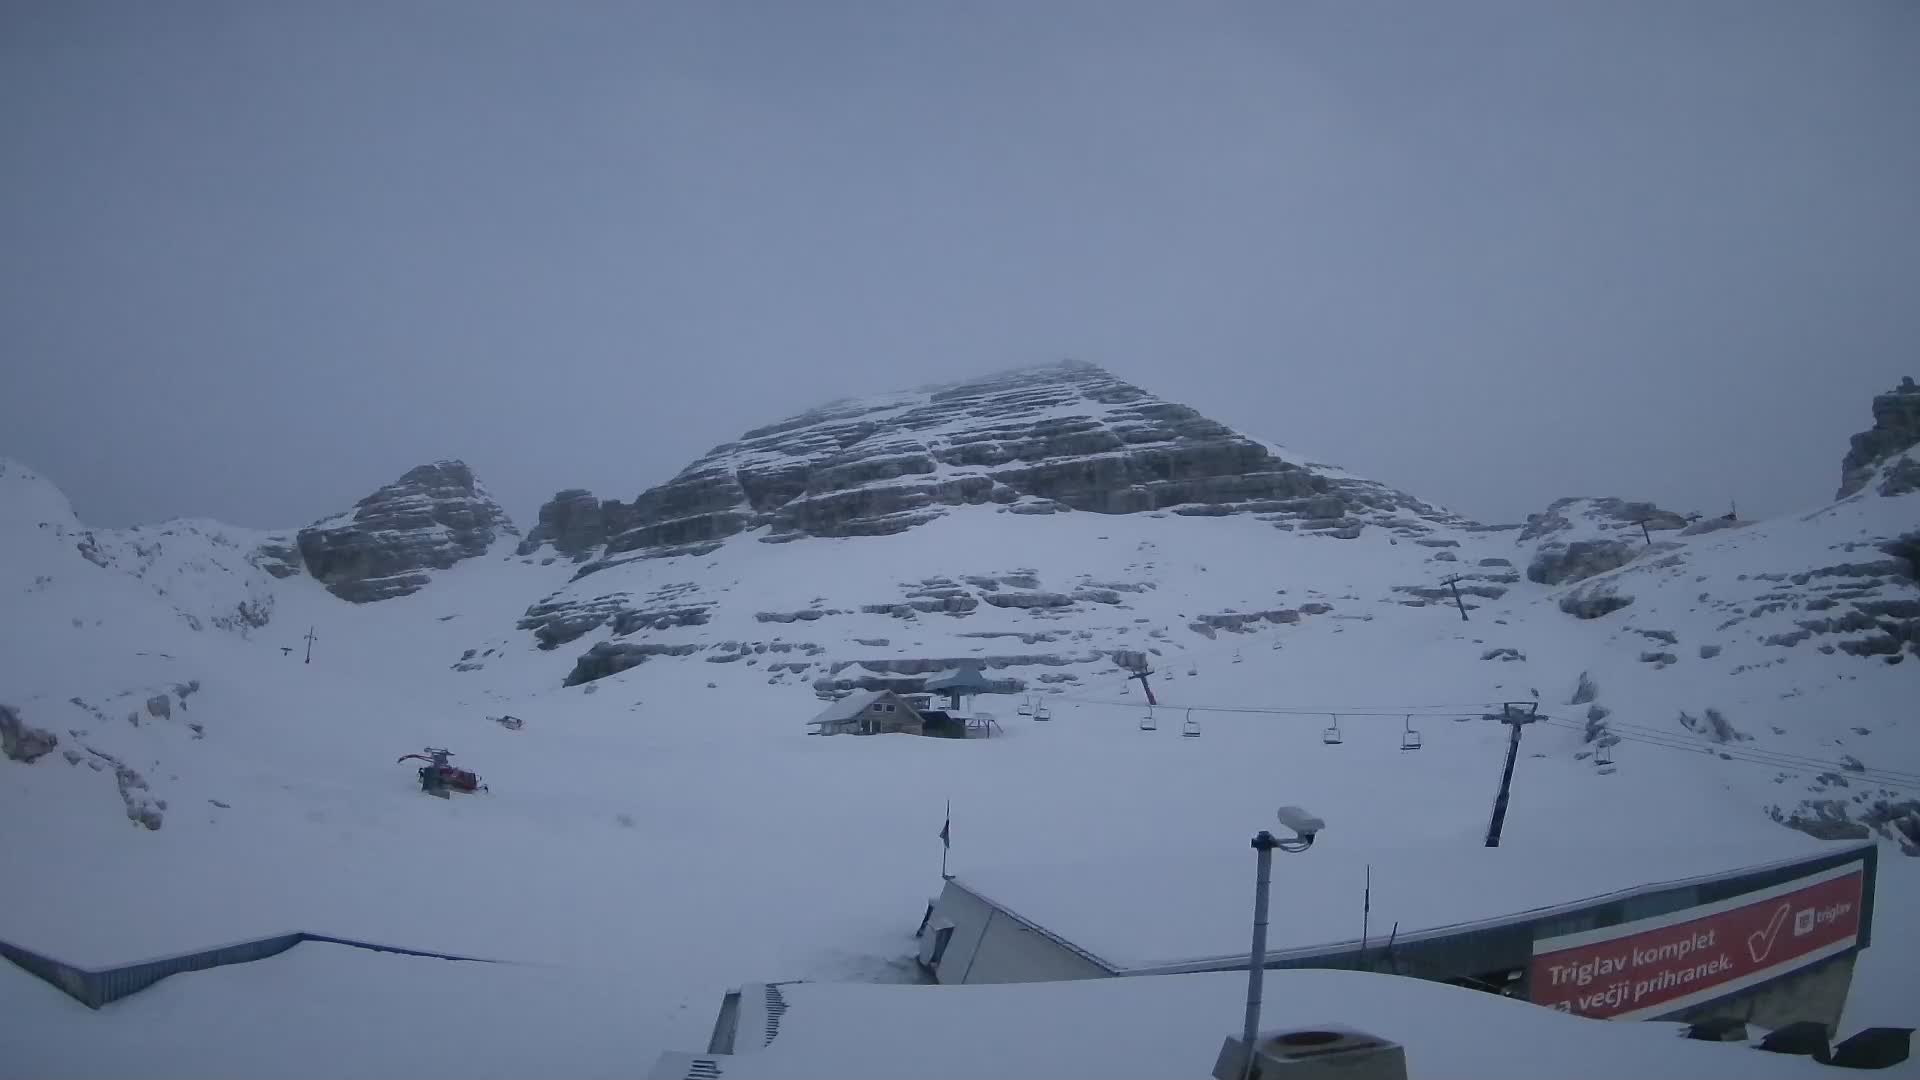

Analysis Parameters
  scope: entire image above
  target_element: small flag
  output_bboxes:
[940,801,950,849]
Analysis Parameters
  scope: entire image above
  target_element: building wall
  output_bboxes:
[963,914,1111,984]
[927,884,997,984]
[927,882,1111,985]
[1659,953,1855,1035]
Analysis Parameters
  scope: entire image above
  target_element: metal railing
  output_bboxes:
[0,930,495,1009]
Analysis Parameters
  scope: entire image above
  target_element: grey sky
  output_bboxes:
[3,1,1916,531]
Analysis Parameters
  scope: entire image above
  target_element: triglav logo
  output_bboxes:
[1794,908,1817,937]
[1747,904,1791,963]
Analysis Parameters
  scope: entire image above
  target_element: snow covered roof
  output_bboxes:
[950,841,1872,973]
[923,668,992,693]
[658,970,1836,1080]
[808,689,891,725]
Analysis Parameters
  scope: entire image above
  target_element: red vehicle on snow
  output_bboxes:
[397,747,485,797]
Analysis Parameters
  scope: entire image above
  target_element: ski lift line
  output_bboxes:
[1054,690,1920,779]
[1566,716,1920,780]
[1049,690,1515,713]
[1052,691,1482,718]
[1597,731,1920,784]
[1534,717,1920,791]
[1537,715,1920,783]
[1046,693,1501,718]
[1550,726,1920,791]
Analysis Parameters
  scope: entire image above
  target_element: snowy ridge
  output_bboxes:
[2,370,1916,1071]
[517,361,1464,569]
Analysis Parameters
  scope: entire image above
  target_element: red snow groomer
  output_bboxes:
[397,747,485,798]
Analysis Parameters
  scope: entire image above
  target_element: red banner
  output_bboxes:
[1530,864,1863,1020]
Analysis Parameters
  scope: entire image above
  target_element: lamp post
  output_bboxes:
[1240,807,1323,1080]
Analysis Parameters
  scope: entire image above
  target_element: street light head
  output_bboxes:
[1275,805,1325,840]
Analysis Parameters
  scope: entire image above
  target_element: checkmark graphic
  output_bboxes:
[1748,903,1792,963]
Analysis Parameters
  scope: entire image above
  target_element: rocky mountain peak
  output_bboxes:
[516,361,1460,567]
[1839,375,1920,499]
[296,459,517,602]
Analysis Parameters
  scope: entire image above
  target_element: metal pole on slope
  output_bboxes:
[1484,703,1539,847]
[1128,663,1159,707]
[1361,864,1371,966]
[1441,575,1469,622]
[303,625,318,664]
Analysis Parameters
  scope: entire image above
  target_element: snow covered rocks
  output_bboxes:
[1838,375,1920,498]
[525,361,1461,568]
[0,704,59,763]
[1519,497,1686,585]
[296,461,518,602]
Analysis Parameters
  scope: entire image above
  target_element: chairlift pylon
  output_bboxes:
[1182,708,1201,738]
[1400,714,1422,752]
[1322,714,1344,746]
[1140,705,1157,731]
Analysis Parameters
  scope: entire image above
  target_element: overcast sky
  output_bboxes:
[3,1,1916,531]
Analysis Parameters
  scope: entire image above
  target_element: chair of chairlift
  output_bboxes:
[1400,714,1422,752]
[1182,709,1201,738]
[1322,714,1344,745]
[1017,698,1033,716]
[1596,740,1614,766]
[1033,702,1051,722]
[1140,705,1157,731]
[1232,650,1244,665]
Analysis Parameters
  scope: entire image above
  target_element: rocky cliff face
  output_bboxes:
[297,461,517,602]
[516,489,606,561]
[515,361,1459,565]
[1839,376,1920,499]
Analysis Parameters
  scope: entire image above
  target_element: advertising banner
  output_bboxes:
[1530,862,1863,1021]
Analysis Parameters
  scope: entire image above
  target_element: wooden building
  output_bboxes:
[807,689,925,736]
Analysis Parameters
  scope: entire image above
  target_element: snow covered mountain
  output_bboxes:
[2,366,1916,1070]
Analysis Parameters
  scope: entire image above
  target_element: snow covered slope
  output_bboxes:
[2,368,1915,1073]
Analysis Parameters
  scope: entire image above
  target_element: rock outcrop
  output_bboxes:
[297,461,517,602]
[1519,497,1687,585]
[545,362,1460,565]
[0,705,59,763]
[249,536,305,579]
[1839,376,1920,498]
[516,489,607,561]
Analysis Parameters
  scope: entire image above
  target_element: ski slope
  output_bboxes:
[2,419,1915,1074]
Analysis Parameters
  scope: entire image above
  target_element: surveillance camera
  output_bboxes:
[1276,805,1325,838]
